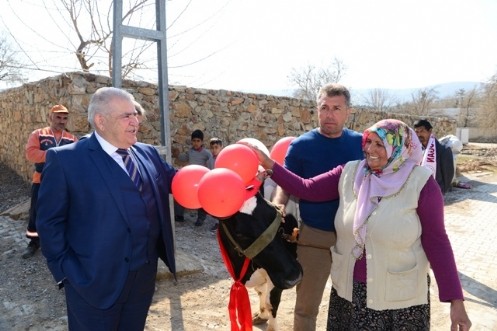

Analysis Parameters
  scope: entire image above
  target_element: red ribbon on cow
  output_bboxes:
[217,229,253,331]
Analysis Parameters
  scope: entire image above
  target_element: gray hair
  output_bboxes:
[133,100,145,116]
[316,83,351,108]
[87,87,135,129]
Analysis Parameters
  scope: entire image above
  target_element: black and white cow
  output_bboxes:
[218,192,302,331]
[245,212,300,331]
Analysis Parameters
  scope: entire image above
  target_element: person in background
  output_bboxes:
[36,87,177,330]
[271,83,363,330]
[249,119,471,331]
[174,129,214,226]
[413,119,454,195]
[209,137,223,233]
[209,137,223,160]
[22,104,78,259]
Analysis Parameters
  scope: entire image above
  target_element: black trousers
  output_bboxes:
[26,183,40,243]
[174,200,207,221]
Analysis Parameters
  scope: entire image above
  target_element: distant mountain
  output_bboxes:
[351,81,483,104]
[430,81,483,97]
[241,81,484,103]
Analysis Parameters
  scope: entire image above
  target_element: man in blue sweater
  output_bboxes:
[271,83,363,330]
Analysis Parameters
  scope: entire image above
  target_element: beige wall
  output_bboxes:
[0,72,456,183]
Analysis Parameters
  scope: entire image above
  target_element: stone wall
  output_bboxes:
[0,72,456,183]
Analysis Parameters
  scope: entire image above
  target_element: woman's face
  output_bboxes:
[364,132,388,171]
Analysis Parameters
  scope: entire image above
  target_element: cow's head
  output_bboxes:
[218,192,303,289]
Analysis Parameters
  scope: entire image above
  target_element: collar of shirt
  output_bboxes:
[94,131,127,171]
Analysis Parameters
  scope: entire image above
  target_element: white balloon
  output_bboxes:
[237,137,270,156]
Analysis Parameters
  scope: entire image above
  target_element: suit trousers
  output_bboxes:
[64,261,157,331]
[294,224,337,331]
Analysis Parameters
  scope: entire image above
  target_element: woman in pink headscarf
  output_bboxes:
[248,119,471,330]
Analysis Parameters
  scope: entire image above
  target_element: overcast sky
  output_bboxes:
[1,0,496,94]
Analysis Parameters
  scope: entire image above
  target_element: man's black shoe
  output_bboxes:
[175,215,185,223]
[194,219,205,227]
[22,242,39,259]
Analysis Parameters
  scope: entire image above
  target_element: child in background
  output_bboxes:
[209,137,223,232]
[175,129,214,226]
[209,137,223,161]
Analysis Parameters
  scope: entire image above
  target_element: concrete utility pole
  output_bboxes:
[112,0,171,163]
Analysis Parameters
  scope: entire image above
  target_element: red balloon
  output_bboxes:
[244,176,263,200]
[270,137,296,165]
[215,144,259,184]
[171,165,210,209]
[198,168,246,218]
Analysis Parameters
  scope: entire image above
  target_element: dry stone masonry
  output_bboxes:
[0,72,455,182]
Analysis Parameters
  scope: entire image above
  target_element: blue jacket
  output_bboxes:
[36,134,176,309]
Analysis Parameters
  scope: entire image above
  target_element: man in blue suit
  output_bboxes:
[36,87,177,330]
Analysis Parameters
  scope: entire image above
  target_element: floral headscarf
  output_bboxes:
[351,119,423,259]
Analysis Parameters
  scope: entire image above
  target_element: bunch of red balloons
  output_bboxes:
[171,137,294,218]
[270,136,295,165]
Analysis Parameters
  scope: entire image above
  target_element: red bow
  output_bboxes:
[217,230,253,331]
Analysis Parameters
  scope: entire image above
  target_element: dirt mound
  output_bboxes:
[457,143,497,173]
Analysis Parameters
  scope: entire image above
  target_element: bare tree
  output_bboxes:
[361,88,396,112]
[455,88,465,108]
[288,58,346,101]
[3,0,230,83]
[0,34,26,85]
[56,0,153,78]
[478,74,497,130]
[457,87,480,127]
[408,87,439,116]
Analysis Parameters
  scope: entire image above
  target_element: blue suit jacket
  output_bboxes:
[36,134,176,309]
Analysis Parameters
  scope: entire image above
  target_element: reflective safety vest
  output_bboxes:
[26,127,78,183]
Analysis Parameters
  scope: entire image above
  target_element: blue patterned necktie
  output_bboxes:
[116,148,143,191]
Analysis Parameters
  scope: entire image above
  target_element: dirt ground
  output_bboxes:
[1,142,496,331]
